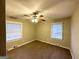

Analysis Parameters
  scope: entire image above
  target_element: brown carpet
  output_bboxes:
[7,40,72,59]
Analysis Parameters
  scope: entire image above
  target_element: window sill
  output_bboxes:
[6,38,22,42]
[51,38,63,41]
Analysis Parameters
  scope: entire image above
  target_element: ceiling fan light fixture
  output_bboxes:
[32,16,38,23]
[32,15,38,23]
[32,19,35,23]
[34,19,38,23]
[32,19,38,23]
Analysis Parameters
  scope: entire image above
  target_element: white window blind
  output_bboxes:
[6,21,22,41]
[51,23,63,40]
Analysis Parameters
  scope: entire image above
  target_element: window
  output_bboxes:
[6,21,22,41]
[51,22,63,40]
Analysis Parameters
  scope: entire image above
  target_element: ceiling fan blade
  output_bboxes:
[39,15,44,17]
[39,19,46,21]
[8,16,19,19]
[42,19,46,21]
[24,14,30,17]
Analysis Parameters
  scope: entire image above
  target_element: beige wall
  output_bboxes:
[6,17,35,50]
[6,17,71,50]
[71,4,79,59]
[36,18,71,49]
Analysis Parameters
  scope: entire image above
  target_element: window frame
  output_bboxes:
[51,22,64,40]
[6,21,23,42]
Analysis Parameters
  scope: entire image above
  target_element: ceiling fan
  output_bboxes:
[8,10,46,23]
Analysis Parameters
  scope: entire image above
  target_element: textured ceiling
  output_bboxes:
[6,0,79,20]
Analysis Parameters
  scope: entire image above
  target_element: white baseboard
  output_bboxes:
[0,56,8,59]
[8,40,35,51]
[18,40,35,48]
[70,49,75,59]
[8,39,70,51]
[37,40,70,50]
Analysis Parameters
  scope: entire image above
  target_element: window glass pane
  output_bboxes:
[51,23,63,40]
[6,23,21,32]
[6,21,22,41]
